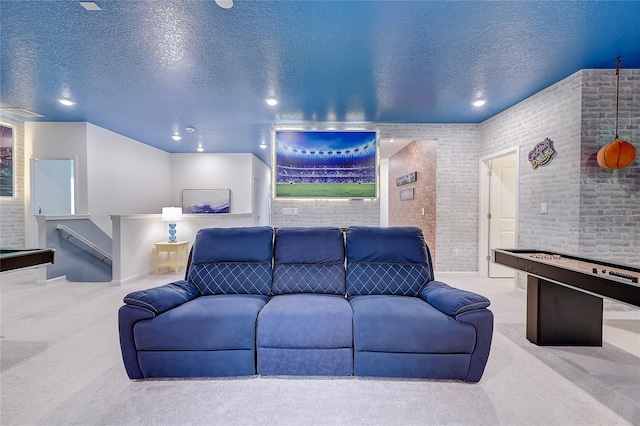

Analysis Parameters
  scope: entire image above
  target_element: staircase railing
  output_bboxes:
[56,225,113,266]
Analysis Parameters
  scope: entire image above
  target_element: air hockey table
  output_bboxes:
[0,248,55,273]
[492,249,640,346]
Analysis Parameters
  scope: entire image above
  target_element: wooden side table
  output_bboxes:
[154,241,189,275]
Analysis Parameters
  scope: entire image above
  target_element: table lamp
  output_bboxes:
[161,207,183,243]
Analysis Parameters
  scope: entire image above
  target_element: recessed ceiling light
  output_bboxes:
[473,99,487,107]
[215,0,233,9]
[172,134,182,141]
[266,98,278,106]
[197,145,204,152]
[185,126,196,133]
[259,141,267,149]
[79,1,102,11]
[58,99,76,106]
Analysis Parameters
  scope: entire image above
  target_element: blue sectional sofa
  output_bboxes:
[119,226,493,382]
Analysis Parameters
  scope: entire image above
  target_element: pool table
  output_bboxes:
[0,248,55,273]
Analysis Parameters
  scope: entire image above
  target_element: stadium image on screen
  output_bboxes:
[274,130,377,198]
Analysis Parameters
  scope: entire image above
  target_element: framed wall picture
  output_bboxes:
[273,130,378,199]
[396,171,417,186]
[400,188,414,201]
[182,189,231,214]
[0,124,14,197]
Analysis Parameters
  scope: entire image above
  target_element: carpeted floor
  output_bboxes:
[1,270,639,425]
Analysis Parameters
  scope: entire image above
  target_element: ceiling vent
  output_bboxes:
[0,107,44,118]
[79,2,102,11]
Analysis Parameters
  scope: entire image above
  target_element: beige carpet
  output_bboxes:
[1,270,639,425]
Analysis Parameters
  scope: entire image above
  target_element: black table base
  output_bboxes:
[526,276,603,346]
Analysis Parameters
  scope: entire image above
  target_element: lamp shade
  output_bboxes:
[161,207,183,222]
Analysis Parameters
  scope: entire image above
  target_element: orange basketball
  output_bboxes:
[597,139,637,170]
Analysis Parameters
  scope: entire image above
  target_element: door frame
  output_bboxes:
[28,157,77,246]
[478,147,519,277]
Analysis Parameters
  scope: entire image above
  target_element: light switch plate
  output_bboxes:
[541,203,548,214]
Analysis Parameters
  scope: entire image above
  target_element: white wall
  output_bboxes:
[87,123,171,234]
[379,158,389,226]
[27,122,172,237]
[252,154,271,225]
[111,213,256,283]
[170,153,254,214]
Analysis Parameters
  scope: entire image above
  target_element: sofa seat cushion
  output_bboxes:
[257,294,352,349]
[350,295,476,354]
[134,294,269,351]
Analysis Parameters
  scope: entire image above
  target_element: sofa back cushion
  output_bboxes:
[188,227,273,295]
[272,227,346,295]
[345,226,433,296]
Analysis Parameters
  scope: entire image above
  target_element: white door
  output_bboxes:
[488,153,516,277]
[31,159,75,215]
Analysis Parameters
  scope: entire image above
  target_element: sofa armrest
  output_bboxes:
[455,308,494,382]
[123,280,200,315]
[119,305,154,379]
[418,280,490,316]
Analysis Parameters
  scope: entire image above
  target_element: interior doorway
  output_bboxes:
[31,158,75,215]
[478,149,518,277]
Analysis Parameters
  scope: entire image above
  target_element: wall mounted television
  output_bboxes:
[273,130,378,199]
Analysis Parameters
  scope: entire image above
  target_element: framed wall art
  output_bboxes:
[273,130,378,199]
[400,188,414,201]
[396,171,417,186]
[182,189,231,214]
[0,124,14,197]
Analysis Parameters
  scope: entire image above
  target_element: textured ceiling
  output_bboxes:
[1,0,639,165]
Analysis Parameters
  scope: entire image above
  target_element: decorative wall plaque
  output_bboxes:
[396,171,417,186]
[529,138,557,169]
[400,188,414,201]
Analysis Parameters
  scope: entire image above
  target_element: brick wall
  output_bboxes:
[388,140,437,266]
[480,69,639,286]
[482,71,584,255]
[579,69,640,266]
[480,72,583,286]
[386,124,480,271]
[272,198,381,228]
[0,117,25,247]
[272,123,481,271]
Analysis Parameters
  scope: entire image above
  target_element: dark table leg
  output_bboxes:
[526,275,603,346]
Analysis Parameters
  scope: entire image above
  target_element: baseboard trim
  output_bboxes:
[44,275,67,284]
[433,271,480,276]
[111,272,149,286]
